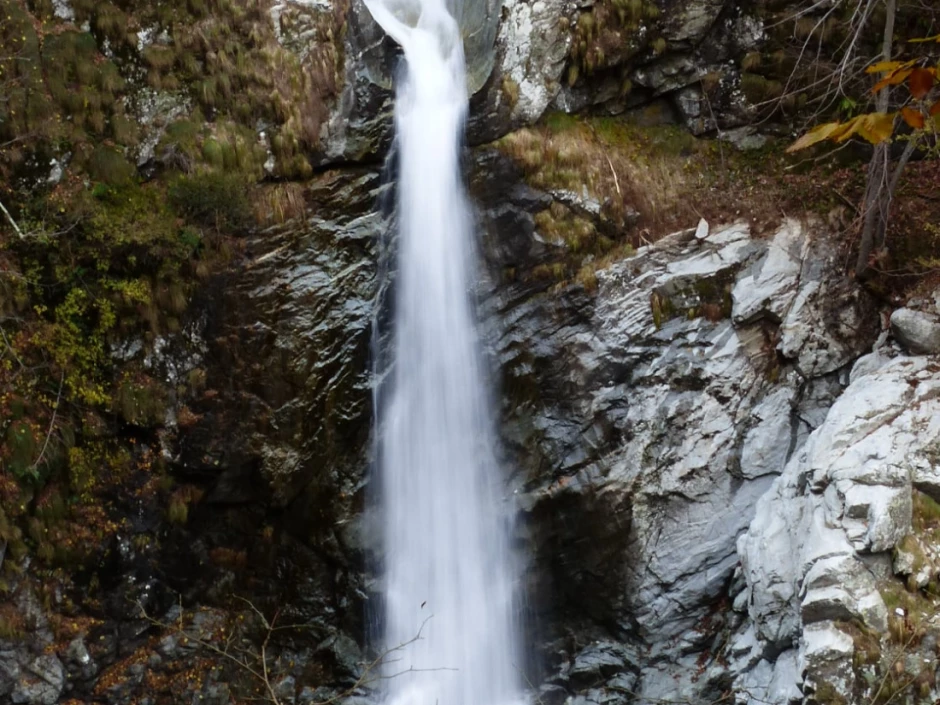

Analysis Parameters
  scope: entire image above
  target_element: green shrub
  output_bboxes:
[115,375,167,426]
[88,146,136,185]
[169,172,252,230]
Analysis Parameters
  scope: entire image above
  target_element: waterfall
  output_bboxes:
[367,2,523,705]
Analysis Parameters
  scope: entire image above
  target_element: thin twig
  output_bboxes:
[604,154,622,198]
[0,197,24,240]
[137,599,446,705]
[31,370,64,471]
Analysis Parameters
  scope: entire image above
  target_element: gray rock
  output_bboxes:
[11,655,64,705]
[737,354,940,702]
[201,681,233,705]
[65,636,98,680]
[731,220,805,324]
[632,54,705,97]
[739,387,797,480]
[0,653,21,700]
[719,126,769,151]
[776,232,879,376]
[260,444,305,508]
[132,89,191,166]
[317,633,364,680]
[890,307,940,354]
[565,687,631,705]
[662,0,725,42]
[801,622,857,704]
[299,686,338,705]
[734,652,801,705]
[471,194,877,704]
[274,675,297,704]
[492,0,571,124]
[569,641,637,684]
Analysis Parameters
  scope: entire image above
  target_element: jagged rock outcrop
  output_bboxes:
[732,349,940,704]
[474,152,940,705]
[470,149,883,702]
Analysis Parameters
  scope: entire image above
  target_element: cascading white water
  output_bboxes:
[367,2,522,705]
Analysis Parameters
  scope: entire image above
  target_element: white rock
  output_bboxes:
[775,235,877,376]
[734,650,801,705]
[802,622,854,661]
[849,349,894,383]
[694,217,709,240]
[52,0,73,20]
[132,89,192,166]
[740,387,796,479]
[732,219,805,324]
[495,0,571,123]
[737,354,940,697]
[891,307,940,354]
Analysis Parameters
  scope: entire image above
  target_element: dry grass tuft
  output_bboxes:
[492,112,816,291]
[497,115,710,239]
[252,183,307,225]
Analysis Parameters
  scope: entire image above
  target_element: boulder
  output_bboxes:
[890,307,940,354]
[10,655,64,705]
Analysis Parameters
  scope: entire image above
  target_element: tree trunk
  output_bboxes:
[855,0,897,278]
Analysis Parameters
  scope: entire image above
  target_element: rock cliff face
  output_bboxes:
[469,150,909,704]
[479,170,940,704]
[4,1,940,705]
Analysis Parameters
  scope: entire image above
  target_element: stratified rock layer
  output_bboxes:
[472,156,881,700]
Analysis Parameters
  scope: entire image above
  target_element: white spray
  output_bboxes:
[366,1,523,705]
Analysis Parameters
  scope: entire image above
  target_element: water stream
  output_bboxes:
[367,1,523,705]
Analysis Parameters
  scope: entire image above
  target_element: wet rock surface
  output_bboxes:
[469,151,886,703]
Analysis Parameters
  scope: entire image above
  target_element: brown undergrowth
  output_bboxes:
[496,113,792,244]
[496,112,940,300]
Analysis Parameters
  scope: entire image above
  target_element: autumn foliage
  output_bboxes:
[788,48,939,152]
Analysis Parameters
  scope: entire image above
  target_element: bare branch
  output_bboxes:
[0,197,24,240]
[136,599,447,705]
[31,370,64,471]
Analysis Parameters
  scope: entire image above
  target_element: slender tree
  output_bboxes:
[783,0,939,277]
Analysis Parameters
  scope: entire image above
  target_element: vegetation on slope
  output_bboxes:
[0,0,327,587]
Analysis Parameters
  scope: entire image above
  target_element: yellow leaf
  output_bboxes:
[901,106,925,129]
[866,60,912,74]
[786,122,845,152]
[872,68,913,93]
[908,34,940,43]
[856,113,896,145]
[833,115,864,142]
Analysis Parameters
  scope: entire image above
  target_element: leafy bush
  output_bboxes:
[169,172,252,230]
